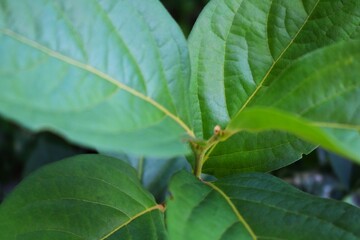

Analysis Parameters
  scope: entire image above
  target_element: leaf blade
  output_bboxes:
[228,107,360,163]
[215,173,360,239]
[0,0,193,157]
[0,154,167,240]
[228,41,360,163]
[167,171,360,239]
[166,171,254,240]
[189,0,360,175]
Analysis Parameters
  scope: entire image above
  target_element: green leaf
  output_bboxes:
[166,171,254,240]
[0,0,194,157]
[216,173,360,239]
[0,154,167,240]
[189,0,360,175]
[228,107,360,163]
[167,171,360,239]
[228,41,360,164]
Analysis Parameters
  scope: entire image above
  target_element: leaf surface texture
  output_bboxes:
[0,0,193,157]
[0,154,167,240]
[189,0,360,175]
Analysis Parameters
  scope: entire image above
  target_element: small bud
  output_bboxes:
[214,125,222,135]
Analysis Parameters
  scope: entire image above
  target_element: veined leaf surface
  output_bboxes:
[0,155,167,240]
[0,0,193,157]
[228,41,360,164]
[167,171,254,240]
[167,171,360,240]
[189,0,360,175]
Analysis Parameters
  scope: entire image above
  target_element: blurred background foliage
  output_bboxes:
[1,0,359,207]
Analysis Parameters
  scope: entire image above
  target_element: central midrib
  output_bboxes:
[0,28,195,138]
[230,0,321,124]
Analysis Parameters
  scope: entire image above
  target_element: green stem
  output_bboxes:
[192,126,224,178]
[194,148,206,178]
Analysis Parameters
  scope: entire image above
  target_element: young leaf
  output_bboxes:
[227,41,360,164]
[0,0,194,157]
[189,0,360,175]
[167,171,360,239]
[0,154,167,240]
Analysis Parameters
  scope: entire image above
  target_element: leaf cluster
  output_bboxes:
[0,0,360,239]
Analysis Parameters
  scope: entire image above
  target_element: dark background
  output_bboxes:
[1,0,359,206]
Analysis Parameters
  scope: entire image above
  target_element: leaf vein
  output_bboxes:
[0,28,194,137]
[234,198,358,238]
[231,0,321,122]
[206,182,257,240]
[100,205,163,240]
[93,0,148,95]
[16,228,84,240]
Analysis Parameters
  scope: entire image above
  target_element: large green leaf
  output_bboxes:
[189,0,360,175]
[0,0,194,157]
[167,171,360,239]
[167,171,254,240]
[227,41,360,164]
[0,154,167,240]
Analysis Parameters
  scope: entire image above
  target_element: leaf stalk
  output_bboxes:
[191,125,226,178]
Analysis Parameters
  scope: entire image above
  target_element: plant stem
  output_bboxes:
[194,148,206,178]
[192,126,224,178]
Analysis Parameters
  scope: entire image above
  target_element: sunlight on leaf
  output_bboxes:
[0,0,193,157]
